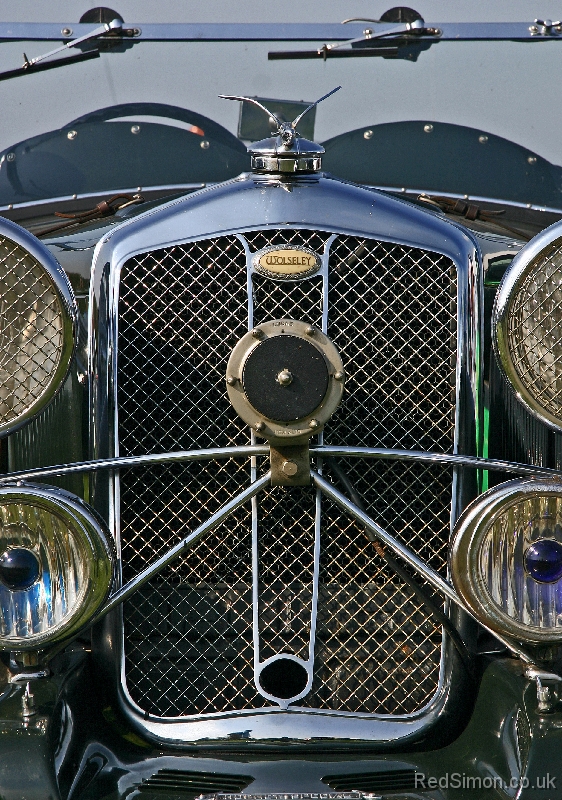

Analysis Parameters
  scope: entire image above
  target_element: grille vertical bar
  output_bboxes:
[117,230,457,718]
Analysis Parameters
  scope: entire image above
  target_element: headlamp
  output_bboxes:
[0,218,76,436]
[0,485,115,651]
[451,479,562,643]
[494,223,562,430]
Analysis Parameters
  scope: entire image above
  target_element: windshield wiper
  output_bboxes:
[0,18,124,82]
[269,17,441,61]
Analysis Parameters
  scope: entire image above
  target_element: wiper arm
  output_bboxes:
[269,18,441,61]
[23,18,121,67]
[0,18,122,82]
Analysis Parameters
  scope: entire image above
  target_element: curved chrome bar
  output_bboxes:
[0,445,559,484]
[0,446,270,483]
[312,446,562,478]
[312,470,535,664]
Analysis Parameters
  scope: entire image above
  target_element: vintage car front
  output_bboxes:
[1,7,562,800]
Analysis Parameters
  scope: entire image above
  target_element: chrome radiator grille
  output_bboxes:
[118,230,456,718]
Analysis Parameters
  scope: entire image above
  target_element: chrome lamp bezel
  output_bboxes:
[493,222,562,431]
[450,478,562,644]
[0,484,115,651]
[0,218,77,438]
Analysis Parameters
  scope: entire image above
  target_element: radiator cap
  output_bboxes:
[219,87,340,174]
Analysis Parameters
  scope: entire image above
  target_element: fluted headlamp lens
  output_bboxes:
[0,486,114,651]
[451,480,562,643]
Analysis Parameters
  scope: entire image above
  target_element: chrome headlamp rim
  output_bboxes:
[451,478,562,644]
[0,483,115,651]
[493,222,562,431]
[0,218,77,438]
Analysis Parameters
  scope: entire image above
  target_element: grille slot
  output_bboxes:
[322,769,417,793]
[137,769,254,797]
[117,229,457,719]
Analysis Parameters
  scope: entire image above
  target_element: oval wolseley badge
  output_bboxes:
[253,245,321,279]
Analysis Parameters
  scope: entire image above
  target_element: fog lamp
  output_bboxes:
[0,485,114,651]
[451,479,562,643]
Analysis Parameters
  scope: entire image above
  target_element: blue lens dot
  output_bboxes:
[0,548,41,591]
[525,539,562,584]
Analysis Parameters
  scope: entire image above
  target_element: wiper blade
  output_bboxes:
[0,49,99,82]
[269,45,400,60]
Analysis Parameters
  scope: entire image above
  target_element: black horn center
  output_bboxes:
[242,335,329,422]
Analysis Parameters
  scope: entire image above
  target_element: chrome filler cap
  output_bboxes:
[219,87,340,174]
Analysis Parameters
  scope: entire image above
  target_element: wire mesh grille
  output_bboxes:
[123,492,266,716]
[118,228,457,719]
[301,460,450,714]
[118,237,249,455]
[506,243,562,420]
[327,236,456,451]
[252,275,323,329]
[0,235,64,425]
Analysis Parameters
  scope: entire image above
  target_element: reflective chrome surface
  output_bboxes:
[221,90,337,174]
[88,171,480,743]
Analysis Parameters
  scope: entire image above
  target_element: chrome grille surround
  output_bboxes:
[89,176,480,745]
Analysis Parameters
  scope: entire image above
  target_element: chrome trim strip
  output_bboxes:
[312,471,534,664]
[248,232,336,704]
[3,446,560,483]
[2,186,558,226]
[4,185,558,221]
[313,446,560,476]
[0,446,269,482]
